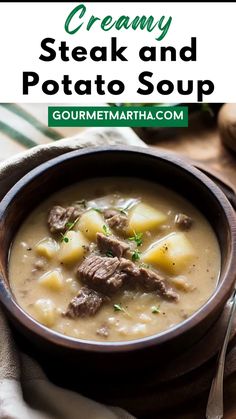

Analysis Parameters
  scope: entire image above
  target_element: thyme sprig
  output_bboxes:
[60,215,81,243]
[132,249,141,262]
[102,224,111,237]
[128,231,143,247]
[113,303,131,317]
[151,305,160,314]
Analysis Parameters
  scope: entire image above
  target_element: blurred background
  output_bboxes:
[1,103,236,191]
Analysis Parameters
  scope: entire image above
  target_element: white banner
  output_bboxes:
[0,2,235,103]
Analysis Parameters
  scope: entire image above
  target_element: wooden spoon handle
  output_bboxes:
[206,289,236,419]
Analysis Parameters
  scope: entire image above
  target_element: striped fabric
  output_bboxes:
[0,103,86,161]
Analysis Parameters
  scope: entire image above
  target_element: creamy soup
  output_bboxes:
[9,178,220,341]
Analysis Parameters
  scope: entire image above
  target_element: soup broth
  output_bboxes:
[9,178,220,341]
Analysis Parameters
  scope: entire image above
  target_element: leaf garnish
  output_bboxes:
[60,233,69,243]
[128,231,143,247]
[151,305,160,314]
[132,249,141,262]
[65,222,74,228]
[60,215,81,243]
[102,224,111,237]
[113,303,131,317]
[114,303,123,312]
[106,251,114,258]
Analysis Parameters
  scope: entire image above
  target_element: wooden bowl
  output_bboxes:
[0,146,236,375]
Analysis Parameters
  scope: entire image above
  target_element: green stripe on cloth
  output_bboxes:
[2,103,62,141]
[0,121,37,148]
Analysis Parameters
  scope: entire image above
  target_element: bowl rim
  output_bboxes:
[0,144,236,353]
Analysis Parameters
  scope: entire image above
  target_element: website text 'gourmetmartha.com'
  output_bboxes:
[48,106,188,127]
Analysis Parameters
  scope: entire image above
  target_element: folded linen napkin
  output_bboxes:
[0,126,144,419]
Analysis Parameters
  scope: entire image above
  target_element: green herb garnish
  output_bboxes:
[113,303,131,316]
[151,305,160,314]
[114,303,123,312]
[106,251,114,258]
[60,215,81,243]
[65,222,74,228]
[132,249,141,262]
[60,233,69,243]
[102,224,111,236]
[128,231,143,247]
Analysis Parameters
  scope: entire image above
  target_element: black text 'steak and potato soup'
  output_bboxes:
[9,178,220,342]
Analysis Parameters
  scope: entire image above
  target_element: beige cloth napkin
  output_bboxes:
[0,127,144,419]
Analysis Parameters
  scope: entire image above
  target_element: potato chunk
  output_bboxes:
[142,232,195,274]
[128,203,167,234]
[34,298,57,327]
[35,238,58,259]
[58,231,89,264]
[76,209,105,240]
[38,270,63,291]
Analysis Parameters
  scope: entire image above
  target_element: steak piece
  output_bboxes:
[96,232,130,258]
[78,255,126,293]
[65,286,106,318]
[119,259,178,301]
[139,267,179,301]
[175,213,193,231]
[48,205,82,234]
[78,255,178,301]
[103,209,128,234]
[103,209,118,219]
